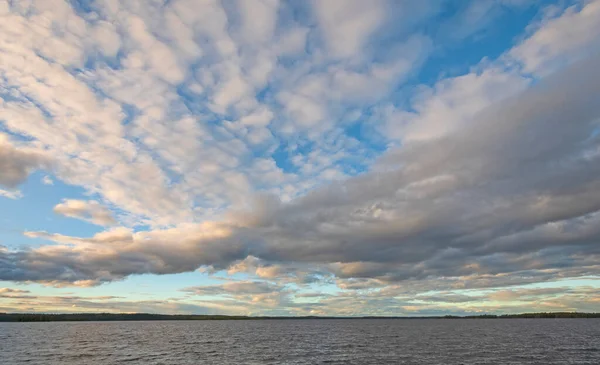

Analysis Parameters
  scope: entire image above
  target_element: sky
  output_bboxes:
[0,0,600,316]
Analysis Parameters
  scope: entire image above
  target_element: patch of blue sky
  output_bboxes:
[76,51,122,74]
[0,270,224,303]
[87,271,227,301]
[270,141,297,173]
[303,281,342,296]
[0,171,104,249]
[119,102,138,126]
[324,137,384,176]
[176,83,210,117]
[523,277,600,289]
[0,125,37,143]
[344,116,387,152]
[414,4,542,88]
[68,0,96,16]
[589,126,600,140]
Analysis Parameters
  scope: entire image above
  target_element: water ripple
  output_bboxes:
[1,319,599,364]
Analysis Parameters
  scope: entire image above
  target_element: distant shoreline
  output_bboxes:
[1,312,599,322]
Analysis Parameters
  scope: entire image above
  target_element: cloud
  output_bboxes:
[311,0,387,58]
[486,287,569,302]
[2,223,246,285]
[0,287,30,294]
[0,287,31,299]
[0,0,434,228]
[2,50,600,288]
[4,285,595,315]
[0,133,49,189]
[0,0,599,316]
[438,0,535,42]
[183,281,283,296]
[510,0,600,76]
[53,199,117,226]
[0,291,222,314]
[386,66,530,142]
[415,293,481,303]
[42,176,54,185]
[0,188,23,200]
[248,43,600,284]
[182,280,300,313]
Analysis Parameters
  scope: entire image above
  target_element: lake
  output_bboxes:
[1,319,599,364]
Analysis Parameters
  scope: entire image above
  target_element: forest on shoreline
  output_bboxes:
[1,312,599,322]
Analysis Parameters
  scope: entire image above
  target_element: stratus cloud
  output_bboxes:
[182,280,299,313]
[2,223,247,286]
[0,288,30,294]
[53,199,116,226]
[6,285,595,316]
[0,133,48,189]
[0,287,32,299]
[0,292,224,315]
[182,281,283,296]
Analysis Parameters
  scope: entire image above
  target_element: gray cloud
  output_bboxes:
[415,294,481,303]
[182,281,283,296]
[240,53,600,278]
[0,287,31,298]
[0,134,49,189]
[0,225,250,286]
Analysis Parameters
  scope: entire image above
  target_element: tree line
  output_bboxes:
[1,312,599,322]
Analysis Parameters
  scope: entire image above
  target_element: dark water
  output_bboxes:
[1,319,599,364]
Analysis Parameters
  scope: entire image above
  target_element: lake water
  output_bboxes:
[1,319,599,364]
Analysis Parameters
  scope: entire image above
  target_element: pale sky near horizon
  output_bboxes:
[1,0,600,316]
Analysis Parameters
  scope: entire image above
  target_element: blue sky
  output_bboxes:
[1,0,600,316]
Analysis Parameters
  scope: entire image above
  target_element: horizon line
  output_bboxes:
[2,311,599,322]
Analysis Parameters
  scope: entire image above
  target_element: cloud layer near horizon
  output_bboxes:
[1,0,600,315]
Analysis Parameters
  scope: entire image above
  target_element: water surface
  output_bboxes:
[1,319,599,364]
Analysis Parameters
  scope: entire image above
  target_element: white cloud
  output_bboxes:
[0,0,435,230]
[0,287,29,294]
[311,0,387,58]
[510,0,600,76]
[233,0,280,45]
[92,20,121,57]
[0,188,23,200]
[42,176,54,185]
[387,66,530,142]
[53,199,117,226]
